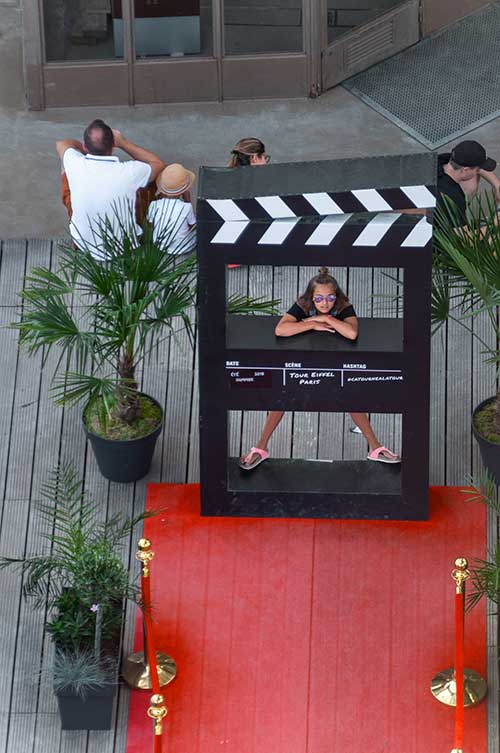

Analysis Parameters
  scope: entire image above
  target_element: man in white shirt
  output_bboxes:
[56,119,165,259]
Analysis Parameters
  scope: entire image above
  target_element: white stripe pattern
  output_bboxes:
[305,214,352,245]
[352,189,393,212]
[400,185,436,208]
[205,186,435,221]
[258,218,300,245]
[207,199,249,222]
[210,220,249,244]
[353,213,401,247]
[401,217,433,247]
[303,192,344,215]
[255,195,297,218]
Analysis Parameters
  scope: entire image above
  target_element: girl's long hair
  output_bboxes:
[227,138,266,168]
[297,267,349,314]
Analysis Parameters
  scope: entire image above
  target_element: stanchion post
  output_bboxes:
[430,556,487,752]
[147,693,168,753]
[122,538,177,690]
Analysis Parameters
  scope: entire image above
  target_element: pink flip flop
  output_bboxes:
[239,447,269,471]
[367,446,401,464]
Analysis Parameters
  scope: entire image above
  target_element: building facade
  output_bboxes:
[14,0,491,109]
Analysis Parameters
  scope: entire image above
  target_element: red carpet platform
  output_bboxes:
[125,485,487,753]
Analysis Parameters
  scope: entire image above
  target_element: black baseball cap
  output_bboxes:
[451,140,496,171]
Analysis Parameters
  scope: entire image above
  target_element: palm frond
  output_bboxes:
[227,294,281,315]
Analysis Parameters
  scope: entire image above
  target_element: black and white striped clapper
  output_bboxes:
[198,156,436,249]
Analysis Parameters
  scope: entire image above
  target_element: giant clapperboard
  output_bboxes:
[197,155,436,520]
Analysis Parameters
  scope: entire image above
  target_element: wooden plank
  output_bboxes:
[471,307,496,479]
[31,712,61,753]
[157,314,194,485]
[0,309,21,499]
[0,713,8,753]
[4,337,44,502]
[37,634,58,714]
[429,325,446,485]
[0,569,23,714]
[270,266,297,459]
[241,265,277,463]
[291,266,321,460]
[0,240,27,308]
[446,316,472,484]
[226,267,248,464]
[59,729,88,753]
[10,527,47,713]
[0,494,31,721]
[6,713,38,753]
[342,266,372,461]
[187,336,200,482]
[316,265,349,461]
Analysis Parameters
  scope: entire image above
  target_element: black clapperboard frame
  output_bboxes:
[197,155,436,520]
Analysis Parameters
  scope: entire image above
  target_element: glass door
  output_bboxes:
[222,0,309,99]
[41,0,130,107]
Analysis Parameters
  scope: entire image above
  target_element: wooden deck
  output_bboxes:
[0,239,497,752]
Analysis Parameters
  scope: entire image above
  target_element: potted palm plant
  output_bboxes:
[14,216,197,482]
[433,195,500,483]
[0,463,151,730]
[14,212,278,483]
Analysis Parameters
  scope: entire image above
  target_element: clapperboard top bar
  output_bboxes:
[197,153,437,220]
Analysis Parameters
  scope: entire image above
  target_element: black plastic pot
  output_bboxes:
[83,394,163,483]
[472,396,500,484]
[56,682,116,730]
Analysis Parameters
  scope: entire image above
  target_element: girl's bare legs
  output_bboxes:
[350,412,399,459]
[241,411,284,464]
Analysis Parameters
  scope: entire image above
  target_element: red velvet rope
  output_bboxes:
[142,569,163,753]
[454,590,464,750]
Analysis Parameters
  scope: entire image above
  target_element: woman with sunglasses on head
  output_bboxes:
[228,137,270,167]
[239,267,401,470]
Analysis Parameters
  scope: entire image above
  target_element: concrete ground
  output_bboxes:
[2,85,500,239]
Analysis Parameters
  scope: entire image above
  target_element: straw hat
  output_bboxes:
[156,163,195,196]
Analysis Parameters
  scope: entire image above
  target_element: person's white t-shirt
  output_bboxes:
[147,197,196,254]
[63,149,152,259]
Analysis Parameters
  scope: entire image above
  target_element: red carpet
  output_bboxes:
[125,486,487,753]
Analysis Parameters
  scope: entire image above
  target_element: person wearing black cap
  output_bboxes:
[436,140,499,227]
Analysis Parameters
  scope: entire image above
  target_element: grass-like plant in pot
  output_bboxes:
[433,195,500,483]
[15,215,197,482]
[0,463,151,730]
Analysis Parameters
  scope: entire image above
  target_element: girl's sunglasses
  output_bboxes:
[313,294,336,303]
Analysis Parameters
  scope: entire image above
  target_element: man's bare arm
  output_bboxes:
[480,168,500,202]
[112,130,165,181]
[56,139,85,160]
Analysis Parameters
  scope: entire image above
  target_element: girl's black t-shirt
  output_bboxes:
[287,302,357,321]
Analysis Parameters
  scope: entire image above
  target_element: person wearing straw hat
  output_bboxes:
[147,163,197,254]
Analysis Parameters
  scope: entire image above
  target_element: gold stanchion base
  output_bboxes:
[430,668,487,707]
[122,651,177,690]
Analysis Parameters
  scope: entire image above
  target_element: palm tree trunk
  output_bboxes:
[117,354,139,424]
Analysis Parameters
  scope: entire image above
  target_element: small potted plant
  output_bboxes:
[433,195,500,483]
[0,463,151,729]
[14,215,197,482]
